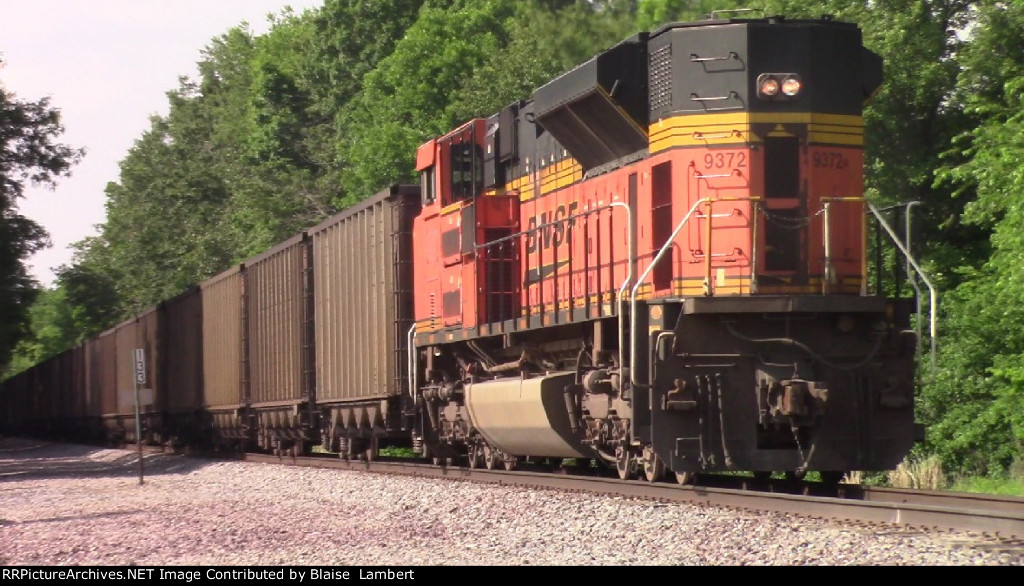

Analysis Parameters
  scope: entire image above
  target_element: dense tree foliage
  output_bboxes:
[919,0,1024,476]
[4,0,1023,479]
[0,62,83,370]
[4,287,79,375]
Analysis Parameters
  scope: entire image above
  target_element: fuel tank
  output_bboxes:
[464,372,589,458]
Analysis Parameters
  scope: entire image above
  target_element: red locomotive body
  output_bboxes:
[409,15,919,481]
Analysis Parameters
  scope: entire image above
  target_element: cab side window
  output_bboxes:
[421,167,435,205]
[449,142,483,202]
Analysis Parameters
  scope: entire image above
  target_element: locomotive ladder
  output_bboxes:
[625,196,762,391]
[820,197,937,372]
[864,201,938,372]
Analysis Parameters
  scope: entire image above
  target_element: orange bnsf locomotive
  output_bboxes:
[408,13,921,482]
[0,13,924,484]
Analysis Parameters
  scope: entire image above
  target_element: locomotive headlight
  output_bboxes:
[758,75,780,98]
[757,73,802,100]
[781,76,802,96]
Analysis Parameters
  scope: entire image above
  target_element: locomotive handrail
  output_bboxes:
[689,51,740,62]
[474,201,633,330]
[479,200,634,372]
[905,201,925,363]
[471,201,627,250]
[820,197,868,295]
[690,92,738,102]
[408,201,633,395]
[691,130,742,141]
[710,8,765,19]
[626,196,762,391]
[867,201,938,373]
[820,197,938,374]
[407,324,416,399]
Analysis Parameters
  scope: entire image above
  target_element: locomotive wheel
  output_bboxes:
[641,447,665,483]
[503,455,519,471]
[483,445,500,470]
[674,471,694,485]
[468,444,485,469]
[615,447,634,480]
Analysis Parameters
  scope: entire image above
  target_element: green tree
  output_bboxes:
[452,0,637,123]
[55,236,122,340]
[74,13,327,314]
[336,0,518,203]
[636,0,750,30]
[920,0,1024,476]
[0,61,84,372]
[3,287,79,377]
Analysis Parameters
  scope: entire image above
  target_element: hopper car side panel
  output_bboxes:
[244,234,315,454]
[200,264,248,446]
[310,185,420,456]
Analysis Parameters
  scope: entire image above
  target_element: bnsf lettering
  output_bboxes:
[525,202,580,253]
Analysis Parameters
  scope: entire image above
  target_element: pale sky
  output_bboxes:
[0,0,326,287]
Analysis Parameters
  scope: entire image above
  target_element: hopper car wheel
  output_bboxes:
[674,471,694,485]
[483,445,500,470]
[753,472,772,483]
[364,437,378,462]
[641,447,665,483]
[785,470,806,482]
[819,471,844,486]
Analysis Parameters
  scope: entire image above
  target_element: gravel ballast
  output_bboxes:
[0,438,1018,566]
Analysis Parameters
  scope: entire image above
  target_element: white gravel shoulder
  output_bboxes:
[0,438,1019,566]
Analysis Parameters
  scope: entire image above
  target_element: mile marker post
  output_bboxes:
[133,348,146,485]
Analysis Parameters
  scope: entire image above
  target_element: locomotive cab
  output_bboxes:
[414,120,521,332]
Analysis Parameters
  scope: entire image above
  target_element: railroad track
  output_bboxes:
[236,450,1024,548]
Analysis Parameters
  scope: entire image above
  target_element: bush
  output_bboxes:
[887,455,946,490]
